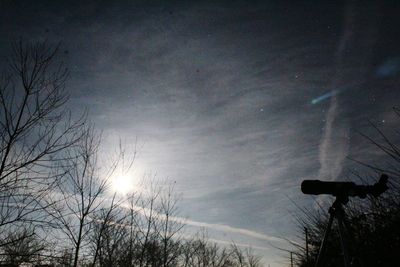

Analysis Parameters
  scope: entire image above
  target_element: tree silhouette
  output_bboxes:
[0,228,46,266]
[292,109,400,267]
[45,126,120,267]
[0,40,85,251]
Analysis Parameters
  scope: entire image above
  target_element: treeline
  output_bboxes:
[0,42,262,267]
[0,181,262,267]
[292,111,400,267]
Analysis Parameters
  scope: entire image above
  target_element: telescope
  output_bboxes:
[301,174,388,198]
[301,174,389,267]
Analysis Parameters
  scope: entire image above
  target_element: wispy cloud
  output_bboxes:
[119,200,286,244]
[182,218,287,244]
[318,95,349,181]
[206,237,271,251]
[316,1,356,182]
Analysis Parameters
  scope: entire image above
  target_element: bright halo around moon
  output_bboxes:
[112,175,134,195]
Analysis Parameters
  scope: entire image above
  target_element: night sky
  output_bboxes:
[1,0,400,265]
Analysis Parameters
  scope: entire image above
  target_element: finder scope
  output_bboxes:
[301,174,388,198]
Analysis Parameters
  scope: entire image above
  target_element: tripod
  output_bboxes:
[315,196,353,267]
[302,174,388,267]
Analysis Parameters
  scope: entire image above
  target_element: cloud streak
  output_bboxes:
[318,95,349,182]
[119,199,286,244]
[317,1,356,182]
[182,218,287,244]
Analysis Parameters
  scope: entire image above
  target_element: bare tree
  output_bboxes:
[179,231,263,267]
[0,228,46,266]
[89,194,126,267]
[135,179,162,267]
[88,178,188,267]
[118,192,143,267]
[180,232,217,267]
[131,179,185,267]
[230,244,262,267]
[55,248,74,267]
[157,182,185,267]
[0,41,84,245]
[90,190,146,267]
[46,126,115,267]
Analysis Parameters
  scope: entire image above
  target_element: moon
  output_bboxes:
[112,175,134,195]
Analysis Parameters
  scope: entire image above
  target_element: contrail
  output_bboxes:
[182,218,287,244]
[318,95,349,182]
[91,215,273,251]
[119,201,287,244]
[315,0,378,207]
[317,1,355,182]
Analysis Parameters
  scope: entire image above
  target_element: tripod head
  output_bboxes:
[301,174,388,200]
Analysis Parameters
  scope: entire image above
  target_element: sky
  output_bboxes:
[1,0,400,265]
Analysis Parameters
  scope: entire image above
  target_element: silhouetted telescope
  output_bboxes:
[301,174,388,198]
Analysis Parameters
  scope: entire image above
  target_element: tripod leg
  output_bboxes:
[315,211,335,267]
[337,213,351,267]
[340,215,365,267]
